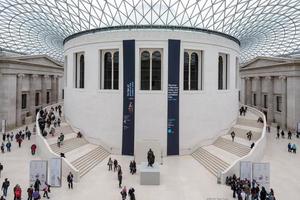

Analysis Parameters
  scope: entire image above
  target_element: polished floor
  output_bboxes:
[0,124,299,199]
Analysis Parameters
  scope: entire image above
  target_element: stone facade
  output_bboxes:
[0,54,63,130]
[240,57,300,130]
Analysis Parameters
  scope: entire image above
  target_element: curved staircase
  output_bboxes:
[192,109,263,176]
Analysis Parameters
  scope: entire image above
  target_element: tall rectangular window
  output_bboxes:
[46,91,50,104]
[263,95,268,108]
[140,49,162,91]
[74,52,85,88]
[253,93,257,106]
[218,53,229,90]
[100,50,119,90]
[183,50,203,91]
[276,96,282,112]
[21,94,27,109]
[35,92,40,106]
[64,56,68,87]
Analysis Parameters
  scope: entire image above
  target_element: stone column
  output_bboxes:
[41,75,48,107]
[266,76,274,124]
[246,77,252,105]
[16,73,25,126]
[280,76,287,129]
[29,74,38,118]
[51,75,57,104]
[255,76,262,110]
[241,77,246,104]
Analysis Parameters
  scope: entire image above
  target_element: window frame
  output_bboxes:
[218,53,230,90]
[183,50,203,91]
[100,49,119,90]
[21,93,27,110]
[276,95,282,112]
[74,52,85,89]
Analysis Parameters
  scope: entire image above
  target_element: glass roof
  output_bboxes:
[0,0,299,63]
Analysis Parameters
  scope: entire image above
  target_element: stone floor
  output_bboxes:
[0,124,299,199]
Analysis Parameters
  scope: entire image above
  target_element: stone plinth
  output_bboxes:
[139,162,160,185]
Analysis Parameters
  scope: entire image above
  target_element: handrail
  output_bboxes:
[35,102,80,182]
[220,104,267,183]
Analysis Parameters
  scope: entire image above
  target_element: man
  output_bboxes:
[67,172,74,189]
[113,159,118,172]
[34,178,41,191]
[276,125,280,134]
[231,131,235,142]
[5,142,11,152]
[0,164,3,178]
[288,130,292,139]
[107,157,113,171]
[1,178,9,197]
[42,182,50,199]
[118,166,123,188]
[27,185,33,200]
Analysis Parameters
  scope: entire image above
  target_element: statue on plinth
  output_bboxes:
[147,148,155,167]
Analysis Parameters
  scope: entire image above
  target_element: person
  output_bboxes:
[129,161,134,174]
[281,130,285,138]
[120,186,127,200]
[267,125,271,133]
[276,125,280,134]
[147,149,155,167]
[0,195,5,200]
[288,143,292,152]
[276,131,280,139]
[5,141,11,152]
[118,166,123,188]
[27,130,32,140]
[250,142,255,149]
[246,131,252,141]
[10,133,14,141]
[76,132,82,138]
[292,143,297,153]
[260,186,267,200]
[1,179,9,197]
[59,133,64,145]
[14,184,22,200]
[42,182,50,199]
[34,178,41,191]
[67,172,73,189]
[27,185,33,200]
[57,118,61,127]
[33,125,36,135]
[113,159,118,172]
[2,133,6,142]
[257,117,263,123]
[60,153,65,158]
[107,157,113,171]
[0,164,2,178]
[32,189,40,200]
[31,144,37,155]
[231,131,235,142]
[269,188,275,200]
[57,137,61,148]
[1,143,4,153]
[17,137,22,148]
[288,130,292,139]
[128,187,135,200]
[130,160,136,174]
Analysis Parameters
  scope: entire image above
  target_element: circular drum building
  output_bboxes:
[63,26,240,156]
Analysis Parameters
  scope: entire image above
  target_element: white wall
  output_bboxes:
[64,30,240,155]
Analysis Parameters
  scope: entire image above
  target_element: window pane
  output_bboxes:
[22,94,27,109]
[264,95,268,108]
[104,52,112,89]
[35,93,40,106]
[79,55,85,88]
[47,92,50,104]
[190,52,198,90]
[141,51,150,90]
[184,52,189,90]
[218,56,223,90]
[277,96,282,112]
[113,52,119,90]
[152,51,161,90]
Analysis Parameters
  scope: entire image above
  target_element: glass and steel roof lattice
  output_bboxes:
[0,0,300,63]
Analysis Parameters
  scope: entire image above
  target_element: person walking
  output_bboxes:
[260,186,267,200]
[128,187,136,200]
[276,125,280,134]
[292,143,297,153]
[0,164,3,178]
[32,189,40,200]
[42,182,50,199]
[107,157,113,171]
[27,185,33,200]
[5,141,11,152]
[288,130,292,139]
[31,144,37,155]
[231,131,235,142]
[67,172,74,189]
[34,178,41,191]
[113,159,118,172]
[1,143,4,153]
[17,137,22,148]
[120,186,127,200]
[14,184,22,200]
[118,166,123,188]
[1,179,9,197]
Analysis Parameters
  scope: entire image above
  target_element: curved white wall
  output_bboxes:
[64,29,240,155]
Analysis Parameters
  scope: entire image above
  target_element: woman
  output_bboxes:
[120,186,127,200]
[118,166,123,188]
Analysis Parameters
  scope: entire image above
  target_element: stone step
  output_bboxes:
[228,127,261,141]
[237,117,263,129]
[50,137,88,154]
[213,137,250,157]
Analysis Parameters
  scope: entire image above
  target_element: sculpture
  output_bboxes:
[147,148,155,167]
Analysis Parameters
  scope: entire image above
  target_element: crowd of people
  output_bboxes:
[275,125,298,154]
[107,157,136,200]
[226,174,276,200]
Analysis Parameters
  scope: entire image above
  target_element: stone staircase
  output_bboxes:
[44,108,110,178]
[192,109,263,177]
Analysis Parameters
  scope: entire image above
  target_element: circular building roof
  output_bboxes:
[0,0,300,62]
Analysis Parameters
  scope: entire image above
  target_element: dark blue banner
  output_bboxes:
[122,40,135,155]
[167,39,180,155]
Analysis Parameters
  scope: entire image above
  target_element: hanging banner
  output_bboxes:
[29,160,48,190]
[240,161,252,180]
[49,158,62,187]
[252,162,270,191]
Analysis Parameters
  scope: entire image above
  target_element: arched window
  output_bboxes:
[152,51,161,90]
[79,55,85,88]
[218,56,223,90]
[113,52,119,90]
[183,52,189,90]
[190,52,198,90]
[183,51,202,90]
[140,51,150,90]
[104,52,112,89]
